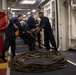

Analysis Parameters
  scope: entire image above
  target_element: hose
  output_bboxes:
[9,51,68,73]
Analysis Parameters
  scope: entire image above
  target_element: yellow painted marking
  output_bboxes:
[0,63,7,69]
[0,57,8,69]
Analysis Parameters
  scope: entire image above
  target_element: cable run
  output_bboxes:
[9,51,68,73]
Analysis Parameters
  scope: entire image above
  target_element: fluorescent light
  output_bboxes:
[32,9,36,12]
[19,0,36,4]
[8,7,10,10]
[23,15,26,17]
[27,12,30,15]
[11,8,25,11]
[12,12,15,15]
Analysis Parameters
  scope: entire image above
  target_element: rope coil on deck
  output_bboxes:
[9,51,68,72]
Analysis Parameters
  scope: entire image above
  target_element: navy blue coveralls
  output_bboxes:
[2,17,26,58]
[19,24,29,44]
[40,16,57,50]
[27,16,36,51]
[35,19,41,48]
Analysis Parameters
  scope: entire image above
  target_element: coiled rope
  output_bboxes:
[9,51,68,73]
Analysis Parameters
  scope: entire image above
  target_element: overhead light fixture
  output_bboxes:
[23,15,26,17]
[32,9,36,12]
[19,0,36,4]
[8,7,10,10]
[12,12,15,15]
[27,12,30,15]
[11,8,25,11]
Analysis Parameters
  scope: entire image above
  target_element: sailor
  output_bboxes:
[27,12,37,51]
[0,14,27,62]
[38,12,57,51]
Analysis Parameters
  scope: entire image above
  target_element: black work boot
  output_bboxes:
[1,57,7,62]
[11,51,16,58]
[29,47,33,51]
[54,47,58,51]
[11,53,16,58]
[0,51,7,62]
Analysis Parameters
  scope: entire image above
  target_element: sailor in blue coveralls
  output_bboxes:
[27,12,37,51]
[0,14,27,62]
[38,12,57,51]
